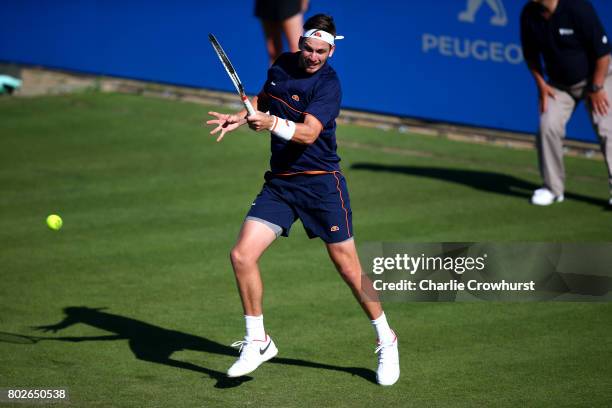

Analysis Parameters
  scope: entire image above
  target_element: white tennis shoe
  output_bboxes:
[227,335,278,377]
[531,187,564,206]
[375,333,400,386]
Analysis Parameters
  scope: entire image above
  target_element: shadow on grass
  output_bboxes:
[6,307,375,388]
[351,163,608,208]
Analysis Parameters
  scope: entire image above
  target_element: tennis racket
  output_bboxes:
[0,331,46,344]
[208,33,256,116]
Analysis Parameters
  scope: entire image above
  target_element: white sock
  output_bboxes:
[371,312,395,344]
[245,315,265,341]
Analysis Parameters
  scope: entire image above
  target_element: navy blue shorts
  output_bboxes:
[246,172,353,244]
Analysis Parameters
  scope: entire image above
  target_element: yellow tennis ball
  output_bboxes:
[46,214,63,230]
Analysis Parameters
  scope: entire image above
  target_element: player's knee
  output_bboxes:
[230,246,256,270]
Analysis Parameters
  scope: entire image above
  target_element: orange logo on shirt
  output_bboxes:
[292,94,300,102]
[330,226,339,232]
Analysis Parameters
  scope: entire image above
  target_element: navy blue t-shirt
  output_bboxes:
[521,0,611,86]
[262,52,342,174]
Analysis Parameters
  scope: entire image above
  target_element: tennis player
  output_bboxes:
[206,14,399,386]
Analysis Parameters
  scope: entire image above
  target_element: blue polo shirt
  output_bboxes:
[262,52,342,174]
[520,0,611,87]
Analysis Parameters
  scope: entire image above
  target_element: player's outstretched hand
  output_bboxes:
[247,111,274,132]
[33,324,62,333]
[206,112,245,142]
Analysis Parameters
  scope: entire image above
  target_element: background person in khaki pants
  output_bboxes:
[520,0,612,206]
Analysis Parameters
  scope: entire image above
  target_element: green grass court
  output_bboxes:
[1,93,611,407]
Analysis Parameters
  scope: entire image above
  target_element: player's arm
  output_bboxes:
[246,112,323,145]
[520,8,555,113]
[523,55,545,89]
[526,61,555,113]
[575,0,610,115]
[206,93,265,142]
[591,54,610,89]
[523,52,555,114]
[247,75,339,145]
[34,317,78,333]
[524,59,556,113]
[292,115,322,145]
[588,54,610,116]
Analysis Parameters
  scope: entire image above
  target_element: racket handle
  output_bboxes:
[242,96,256,117]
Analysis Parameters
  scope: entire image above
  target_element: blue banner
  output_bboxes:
[1,1,610,142]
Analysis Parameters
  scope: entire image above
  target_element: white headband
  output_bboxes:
[302,29,345,46]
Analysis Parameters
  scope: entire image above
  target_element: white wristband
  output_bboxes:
[269,115,296,141]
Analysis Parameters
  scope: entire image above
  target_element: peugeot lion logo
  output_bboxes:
[458,0,508,27]
[421,0,522,64]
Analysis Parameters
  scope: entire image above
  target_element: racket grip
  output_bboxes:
[242,96,256,117]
